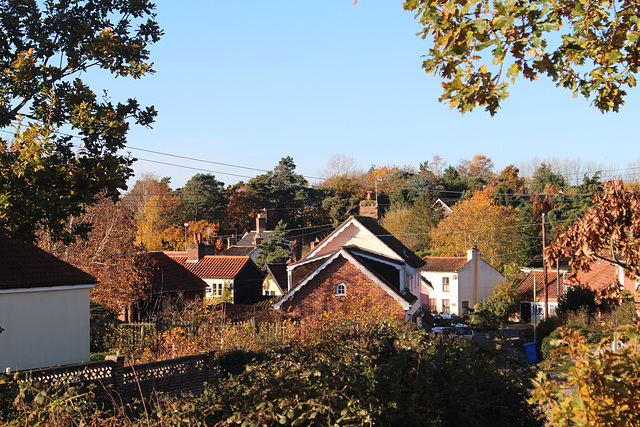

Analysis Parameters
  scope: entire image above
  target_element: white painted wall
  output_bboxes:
[421,255,504,316]
[0,286,92,372]
[202,278,234,302]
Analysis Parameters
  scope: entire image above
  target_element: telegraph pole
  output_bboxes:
[542,213,549,319]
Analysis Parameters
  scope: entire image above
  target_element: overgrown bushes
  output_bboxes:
[1,295,544,426]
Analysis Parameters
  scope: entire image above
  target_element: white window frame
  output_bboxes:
[442,276,450,292]
[336,283,347,296]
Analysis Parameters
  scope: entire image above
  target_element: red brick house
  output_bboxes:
[274,216,428,320]
[518,256,640,322]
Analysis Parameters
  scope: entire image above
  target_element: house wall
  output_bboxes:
[421,260,503,316]
[457,260,504,309]
[422,272,459,315]
[262,275,283,296]
[279,255,405,321]
[202,278,233,301]
[0,286,92,372]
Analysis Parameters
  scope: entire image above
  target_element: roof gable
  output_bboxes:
[278,248,415,311]
[265,263,288,289]
[0,232,96,290]
[305,216,425,269]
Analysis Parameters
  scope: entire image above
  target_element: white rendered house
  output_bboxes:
[422,248,504,316]
[0,233,96,372]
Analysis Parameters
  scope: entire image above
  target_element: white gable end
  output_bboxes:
[308,219,401,262]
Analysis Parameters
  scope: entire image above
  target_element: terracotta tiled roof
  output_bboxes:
[0,232,96,290]
[423,256,468,272]
[571,259,619,292]
[266,263,288,289]
[353,216,426,269]
[167,254,253,278]
[517,271,563,300]
[141,252,207,295]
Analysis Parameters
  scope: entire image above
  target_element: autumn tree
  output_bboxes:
[431,191,520,270]
[546,180,640,281]
[458,154,495,178]
[123,174,181,250]
[381,206,415,250]
[381,194,439,253]
[485,165,527,208]
[159,220,219,251]
[39,198,149,314]
[404,0,640,114]
[0,0,161,244]
[223,187,265,233]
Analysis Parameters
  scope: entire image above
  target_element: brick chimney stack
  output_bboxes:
[291,239,302,263]
[359,194,379,220]
[256,213,266,235]
[187,233,205,262]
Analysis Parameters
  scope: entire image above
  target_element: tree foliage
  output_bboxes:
[381,195,439,252]
[531,327,640,426]
[223,187,265,233]
[431,191,520,269]
[246,157,311,228]
[474,279,522,328]
[123,174,180,251]
[254,220,291,268]
[404,0,640,115]
[546,180,640,281]
[177,173,227,224]
[0,0,161,243]
[39,197,149,313]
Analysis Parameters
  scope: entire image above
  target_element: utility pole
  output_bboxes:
[542,213,549,320]
[533,273,537,342]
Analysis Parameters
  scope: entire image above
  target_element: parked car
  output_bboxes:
[439,325,475,342]
[428,315,459,334]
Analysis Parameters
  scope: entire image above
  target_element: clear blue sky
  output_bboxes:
[92,0,640,190]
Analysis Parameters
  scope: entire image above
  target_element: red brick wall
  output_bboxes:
[280,255,405,320]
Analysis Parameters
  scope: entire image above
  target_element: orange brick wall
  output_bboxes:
[280,255,405,320]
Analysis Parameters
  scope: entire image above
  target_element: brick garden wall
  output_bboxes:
[280,255,405,320]
[10,351,218,403]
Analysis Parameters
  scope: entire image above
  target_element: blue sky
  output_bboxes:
[92,1,640,190]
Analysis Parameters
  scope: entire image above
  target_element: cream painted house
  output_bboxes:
[0,233,96,372]
[422,248,504,316]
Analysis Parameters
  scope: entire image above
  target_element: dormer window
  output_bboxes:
[336,283,347,296]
